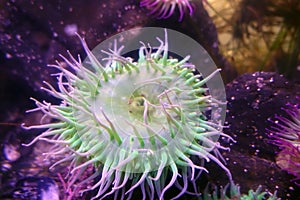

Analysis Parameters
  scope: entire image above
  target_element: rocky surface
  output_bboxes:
[217,72,300,199]
[0,0,234,92]
[13,176,59,200]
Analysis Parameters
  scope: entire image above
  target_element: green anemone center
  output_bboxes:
[128,84,167,122]
[89,67,181,144]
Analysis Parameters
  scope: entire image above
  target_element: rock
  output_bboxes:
[3,143,21,162]
[0,0,235,93]
[0,0,149,92]
[225,72,300,159]
[221,72,300,199]
[13,176,59,200]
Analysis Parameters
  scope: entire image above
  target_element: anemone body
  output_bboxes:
[23,30,231,200]
[140,0,193,21]
[270,105,300,185]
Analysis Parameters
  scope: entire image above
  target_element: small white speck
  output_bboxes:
[15,34,22,41]
[5,53,12,59]
[64,24,78,36]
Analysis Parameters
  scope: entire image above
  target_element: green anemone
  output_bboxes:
[23,29,232,200]
[201,182,279,200]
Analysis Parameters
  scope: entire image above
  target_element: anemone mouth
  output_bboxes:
[23,28,231,200]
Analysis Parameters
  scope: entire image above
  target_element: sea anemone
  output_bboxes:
[201,182,279,200]
[140,0,193,21]
[22,29,231,199]
[269,104,300,186]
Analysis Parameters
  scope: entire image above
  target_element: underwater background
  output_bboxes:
[0,0,299,199]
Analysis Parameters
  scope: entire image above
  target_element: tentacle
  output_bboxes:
[159,161,178,200]
[172,167,188,199]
